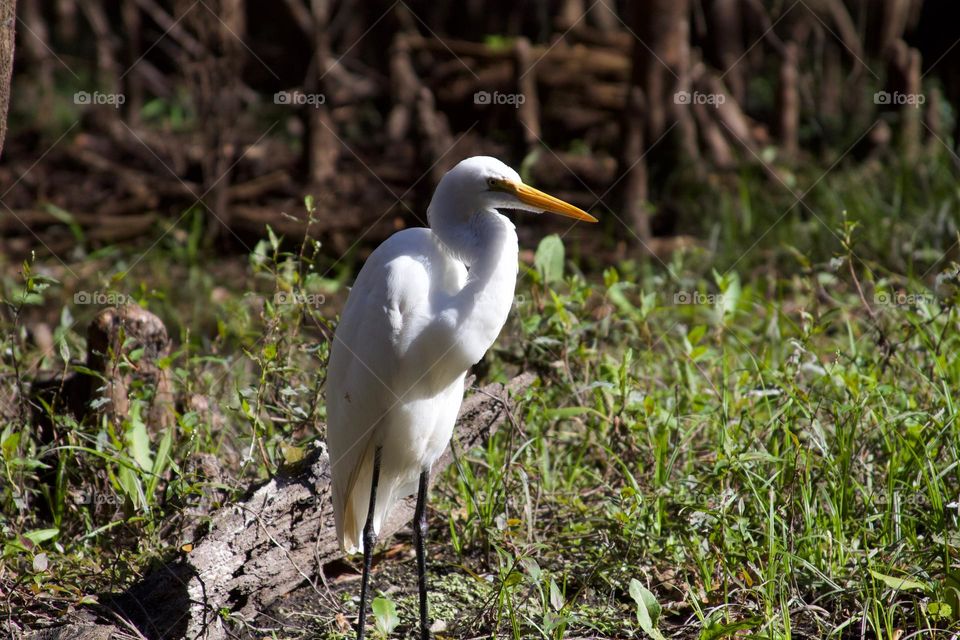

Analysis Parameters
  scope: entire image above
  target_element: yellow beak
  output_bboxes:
[494,179,598,223]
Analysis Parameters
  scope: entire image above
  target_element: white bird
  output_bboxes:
[326,156,596,639]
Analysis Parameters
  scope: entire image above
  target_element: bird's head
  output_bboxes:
[428,156,598,228]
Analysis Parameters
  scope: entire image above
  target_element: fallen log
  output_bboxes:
[28,373,535,640]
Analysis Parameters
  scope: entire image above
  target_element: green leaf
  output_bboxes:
[503,570,523,587]
[688,325,707,345]
[549,578,564,611]
[2,428,21,459]
[942,570,960,620]
[263,343,277,361]
[43,203,85,244]
[713,270,742,322]
[607,283,637,316]
[869,569,928,592]
[23,529,59,545]
[267,224,280,252]
[152,430,173,478]
[926,601,953,621]
[57,336,70,364]
[629,579,665,640]
[371,596,399,634]
[698,617,760,639]
[535,234,565,285]
[520,557,541,582]
[117,464,145,510]
[126,403,153,471]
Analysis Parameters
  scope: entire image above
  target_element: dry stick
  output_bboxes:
[104,119,193,175]
[281,0,314,37]
[306,0,338,184]
[436,62,510,104]
[690,86,734,168]
[226,171,292,202]
[19,0,55,127]
[698,74,754,147]
[557,0,586,29]
[699,73,789,185]
[54,0,77,41]
[618,86,651,241]
[877,0,916,57]
[709,0,746,104]
[389,33,455,185]
[672,4,700,176]
[414,86,455,187]
[820,40,843,123]
[404,33,629,75]
[778,41,800,159]
[528,152,617,188]
[131,0,205,57]
[901,42,923,161]
[561,18,633,50]
[514,37,541,157]
[122,0,144,123]
[814,0,865,71]
[386,34,419,145]
[590,0,620,32]
[0,209,154,239]
[742,0,786,56]
[79,0,121,95]
[925,86,943,154]
[64,145,184,200]
[200,0,246,240]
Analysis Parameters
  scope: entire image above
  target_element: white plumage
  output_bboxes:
[324,156,595,638]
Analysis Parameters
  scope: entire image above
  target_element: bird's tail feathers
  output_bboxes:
[339,445,411,554]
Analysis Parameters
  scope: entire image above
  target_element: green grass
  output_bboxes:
[2,149,959,638]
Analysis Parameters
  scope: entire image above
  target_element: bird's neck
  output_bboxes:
[435,209,518,365]
[462,209,517,278]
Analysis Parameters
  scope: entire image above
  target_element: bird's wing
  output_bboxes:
[326,229,442,552]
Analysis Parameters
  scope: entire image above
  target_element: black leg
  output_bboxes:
[414,469,430,640]
[357,446,382,640]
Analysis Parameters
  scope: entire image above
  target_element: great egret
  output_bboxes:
[326,156,597,639]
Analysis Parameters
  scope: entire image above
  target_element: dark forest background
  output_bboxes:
[2,0,959,261]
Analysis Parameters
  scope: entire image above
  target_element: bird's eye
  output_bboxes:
[487,177,497,188]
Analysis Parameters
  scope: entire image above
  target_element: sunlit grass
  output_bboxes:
[2,151,959,638]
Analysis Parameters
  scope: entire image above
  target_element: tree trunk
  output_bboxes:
[0,0,14,159]
[618,0,692,241]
